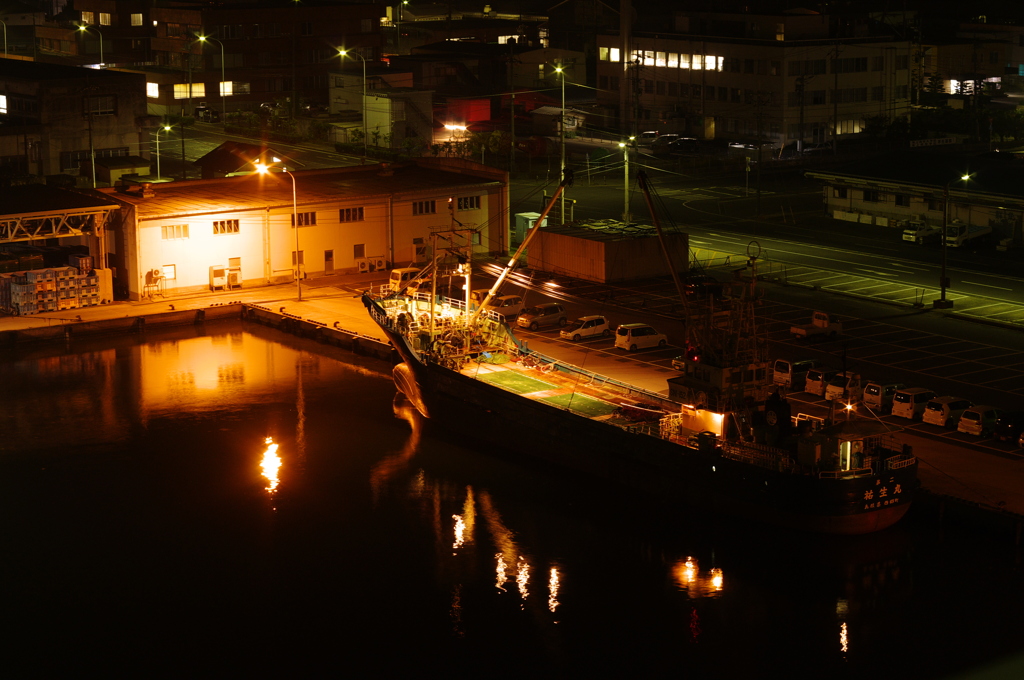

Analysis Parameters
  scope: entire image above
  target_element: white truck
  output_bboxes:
[791,311,842,340]
[944,223,992,248]
[902,222,941,245]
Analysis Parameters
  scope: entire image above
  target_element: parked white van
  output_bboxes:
[387,267,423,294]
[891,387,937,420]
[922,396,974,428]
[805,368,839,398]
[772,359,820,391]
[958,406,1000,436]
[614,323,668,351]
[863,382,905,413]
[824,372,863,403]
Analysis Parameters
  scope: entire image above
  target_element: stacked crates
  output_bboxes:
[0,263,104,315]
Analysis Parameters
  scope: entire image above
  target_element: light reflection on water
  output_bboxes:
[2,322,1022,677]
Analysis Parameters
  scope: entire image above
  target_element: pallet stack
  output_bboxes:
[0,261,107,316]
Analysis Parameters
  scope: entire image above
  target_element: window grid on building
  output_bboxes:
[291,212,317,226]
[457,196,480,211]
[339,207,364,222]
[214,219,240,234]
[161,224,189,240]
[413,200,436,215]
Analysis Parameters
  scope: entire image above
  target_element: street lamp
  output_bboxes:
[78,24,103,66]
[395,0,408,54]
[614,137,630,222]
[255,163,302,301]
[154,125,172,180]
[197,36,226,126]
[339,49,368,157]
[554,63,566,223]
[934,172,971,309]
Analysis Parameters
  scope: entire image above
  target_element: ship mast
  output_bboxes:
[635,172,769,412]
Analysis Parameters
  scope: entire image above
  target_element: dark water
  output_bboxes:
[2,321,1023,678]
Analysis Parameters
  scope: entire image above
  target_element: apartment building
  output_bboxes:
[596,10,914,148]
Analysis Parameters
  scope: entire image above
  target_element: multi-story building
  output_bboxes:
[920,18,1024,95]
[595,9,914,149]
[0,59,149,179]
[67,0,384,117]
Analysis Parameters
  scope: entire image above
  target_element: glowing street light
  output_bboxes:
[78,24,103,66]
[154,125,172,180]
[255,162,302,301]
[934,172,972,309]
[554,63,566,223]
[338,49,368,157]
[196,36,226,126]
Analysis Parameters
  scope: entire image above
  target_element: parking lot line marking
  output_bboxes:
[961,281,1013,291]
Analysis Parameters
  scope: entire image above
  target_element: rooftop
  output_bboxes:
[94,160,504,220]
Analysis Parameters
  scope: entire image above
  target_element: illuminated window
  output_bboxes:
[609,47,620,62]
[213,219,240,234]
[655,52,666,67]
[147,82,159,98]
[413,200,436,215]
[99,13,111,26]
[457,196,480,211]
[132,14,143,26]
[0,94,6,114]
[173,84,206,99]
[599,47,609,61]
[161,225,189,240]
[667,53,678,68]
[339,207,364,222]
[81,11,94,24]
[291,212,317,226]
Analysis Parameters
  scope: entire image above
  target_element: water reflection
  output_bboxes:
[261,436,281,495]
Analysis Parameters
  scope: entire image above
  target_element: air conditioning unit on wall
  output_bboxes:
[357,258,369,273]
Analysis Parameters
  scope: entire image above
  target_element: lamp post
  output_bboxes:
[256,163,302,301]
[395,0,408,54]
[154,125,172,180]
[78,24,103,66]
[934,173,972,309]
[339,49,368,157]
[554,63,566,224]
[618,141,629,222]
[2,20,7,56]
[197,36,226,126]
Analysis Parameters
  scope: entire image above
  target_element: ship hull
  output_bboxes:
[366,295,917,535]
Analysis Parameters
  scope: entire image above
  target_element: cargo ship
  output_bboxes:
[363,177,918,534]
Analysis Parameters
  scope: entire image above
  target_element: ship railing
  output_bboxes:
[819,467,875,479]
[527,349,682,413]
[718,442,794,473]
[885,454,917,470]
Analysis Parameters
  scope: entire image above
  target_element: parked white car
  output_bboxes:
[922,396,974,428]
[560,315,611,341]
[614,323,668,351]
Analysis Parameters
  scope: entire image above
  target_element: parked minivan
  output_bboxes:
[922,396,974,428]
[805,368,839,398]
[481,294,523,321]
[958,405,1000,437]
[614,323,668,351]
[516,303,567,331]
[772,359,820,391]
[891,387,937,420]
[824,372,863,403]
[387,267,422,293]
[863,382,905,413]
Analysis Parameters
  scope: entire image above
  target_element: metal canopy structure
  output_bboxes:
[0,206,117,244]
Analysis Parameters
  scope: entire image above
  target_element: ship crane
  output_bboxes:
[636,172,770,414]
